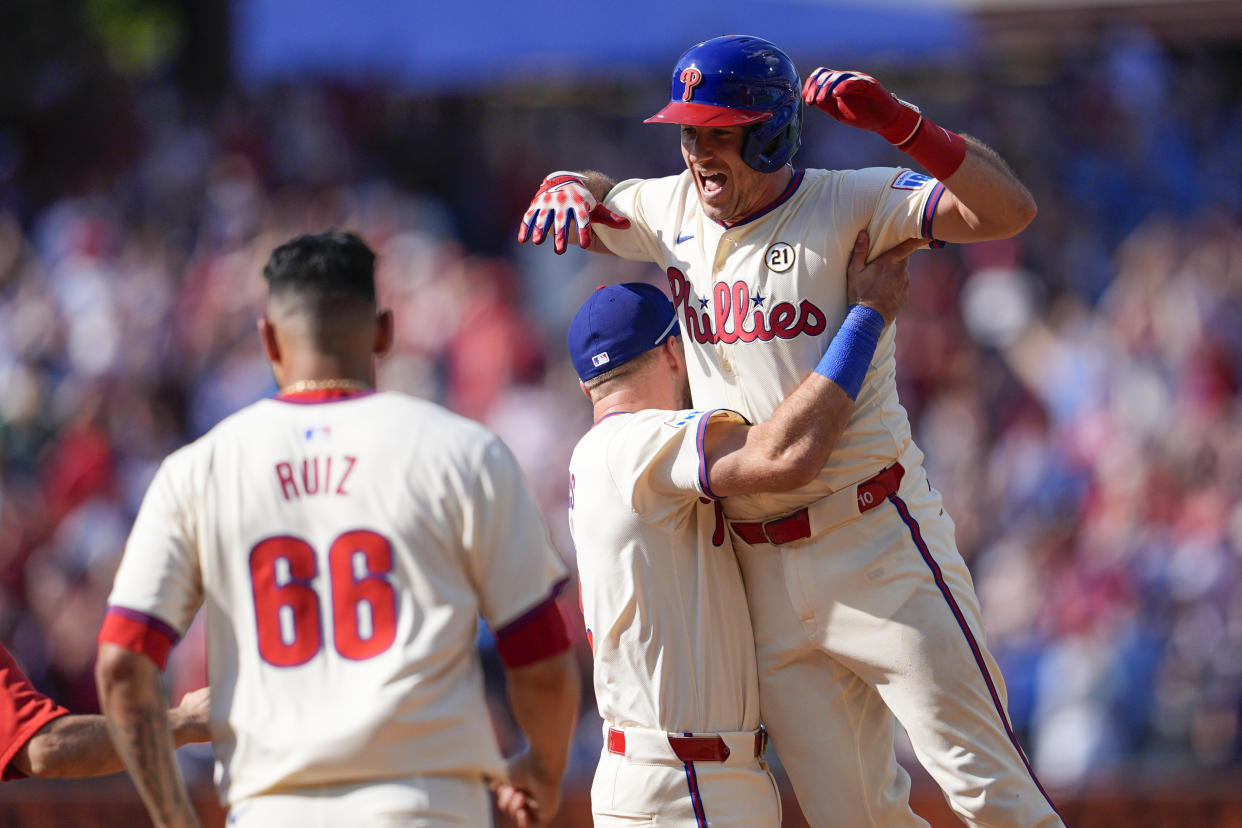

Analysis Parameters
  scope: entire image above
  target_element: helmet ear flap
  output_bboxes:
[742,100,803,173]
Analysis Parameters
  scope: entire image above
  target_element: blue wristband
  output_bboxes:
[814,305,885,400]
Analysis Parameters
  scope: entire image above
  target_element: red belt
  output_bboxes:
[731,461,906,545]
[607,727,767,763]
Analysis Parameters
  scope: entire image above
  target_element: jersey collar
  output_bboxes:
[716,169,805,229]
[274,388,376,404]
[592,411,632,427]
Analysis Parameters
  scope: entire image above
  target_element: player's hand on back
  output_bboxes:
[802,69,923,147]
[494,750,562,827]
[517,171,631,254]
[846,231,925,326]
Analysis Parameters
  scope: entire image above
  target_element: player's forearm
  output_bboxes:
[710,374,854,497]
[95,645,202,828]
[935,136,1036,242]
[578,170,619,203]
[17,690,211,778]
[16,715,129,778]
[504,651,580,783]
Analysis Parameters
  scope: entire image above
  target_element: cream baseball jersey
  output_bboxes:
[595,166,942,519]
[568,408,760,734]
[101,390,568,806]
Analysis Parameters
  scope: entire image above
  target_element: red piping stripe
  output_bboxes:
[888,492,1061,817]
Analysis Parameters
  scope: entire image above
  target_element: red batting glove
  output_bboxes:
[517,171,631,254]
[802,68,966,181]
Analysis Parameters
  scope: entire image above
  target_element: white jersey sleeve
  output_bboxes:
[111,446,203,635]
[850,167,945,258]
[606,408,742,510]
[463,436,567,630]
[596,175,690,263]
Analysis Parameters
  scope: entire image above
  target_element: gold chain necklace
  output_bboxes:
[280,378,372,395]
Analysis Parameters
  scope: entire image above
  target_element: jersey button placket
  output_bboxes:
[712,233,734,374]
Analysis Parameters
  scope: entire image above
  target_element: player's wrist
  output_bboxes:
[815,305,884,401]
[855,299,894,328]
[893,117,966,181]
[875,101,922,146]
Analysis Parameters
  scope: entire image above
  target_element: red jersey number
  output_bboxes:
[330,530,397,660]
[250,530,397,667]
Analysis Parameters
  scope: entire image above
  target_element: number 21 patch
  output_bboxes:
[766,242,795,272]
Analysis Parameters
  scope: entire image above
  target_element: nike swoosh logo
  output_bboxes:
[676,233,695,244]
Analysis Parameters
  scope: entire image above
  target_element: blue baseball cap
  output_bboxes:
[568,283,681,382]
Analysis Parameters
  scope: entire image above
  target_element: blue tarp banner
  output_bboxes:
[235,0,971,91]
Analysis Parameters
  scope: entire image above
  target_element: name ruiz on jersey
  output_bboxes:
[275,455,357,500]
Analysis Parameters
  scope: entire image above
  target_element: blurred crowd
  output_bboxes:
[1,21,1241,791]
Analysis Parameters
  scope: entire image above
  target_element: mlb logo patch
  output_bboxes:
[592,352,610,368]
[891,170,932,190]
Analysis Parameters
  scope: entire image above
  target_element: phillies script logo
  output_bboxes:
[667,267,827,344]
[680,67,703,101]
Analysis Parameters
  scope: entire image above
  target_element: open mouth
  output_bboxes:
[698,171,727,198]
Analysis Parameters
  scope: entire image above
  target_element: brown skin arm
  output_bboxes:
[702,234,925,497]
[930,135,1037,243]
[12,686,210,779]
[493,651,581,828]
[95,643,202,828]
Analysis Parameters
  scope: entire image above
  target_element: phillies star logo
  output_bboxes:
[680,67,703,101]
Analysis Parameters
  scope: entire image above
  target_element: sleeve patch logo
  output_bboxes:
[891,170,932,190]
[664,410,703,428]
[766,242,795,273]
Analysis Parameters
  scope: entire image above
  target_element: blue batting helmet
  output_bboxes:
[645,35,803,174]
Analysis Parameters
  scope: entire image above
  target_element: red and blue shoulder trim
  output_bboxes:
[98,606,180,670]
[921,182,947,249]
[494,578,572,669]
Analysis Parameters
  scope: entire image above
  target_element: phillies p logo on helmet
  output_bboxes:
[646,36,803,173]
[680,67,703,101]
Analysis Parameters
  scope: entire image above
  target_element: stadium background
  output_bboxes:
[1,0,1241,824]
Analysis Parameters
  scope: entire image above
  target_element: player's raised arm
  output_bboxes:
[702,232,924,497]
[803,68,1036,243]
[516,170,629,254]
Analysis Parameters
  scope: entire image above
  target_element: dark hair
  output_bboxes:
[262,230,376,303]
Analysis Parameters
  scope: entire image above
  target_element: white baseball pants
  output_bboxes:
[736,461,1064,828]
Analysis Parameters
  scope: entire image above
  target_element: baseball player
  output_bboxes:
[0,642,207,779]
[520,34,1063,828]
[568,231,917,827]
[95,230,580,828]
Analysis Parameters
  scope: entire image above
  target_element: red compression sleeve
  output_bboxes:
[897,118,967,181]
